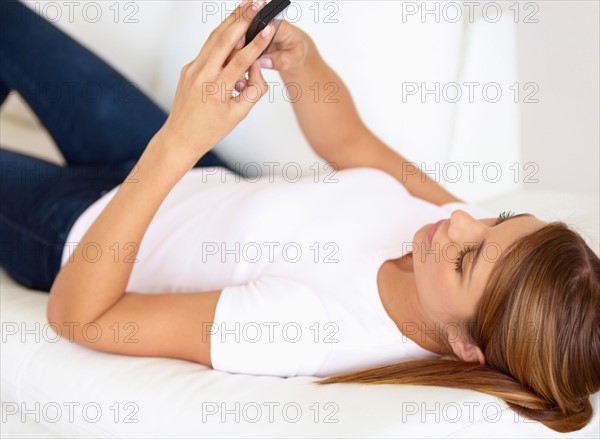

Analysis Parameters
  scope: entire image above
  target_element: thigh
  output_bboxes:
[0,148,128,291]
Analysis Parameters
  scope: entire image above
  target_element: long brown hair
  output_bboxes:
[315,222,600,433]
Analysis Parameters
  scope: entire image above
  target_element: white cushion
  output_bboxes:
[445,16,521,203]
[480,189,600,256]
[153,1,465,177]
[2,263,599,438]
[2,185,599,437]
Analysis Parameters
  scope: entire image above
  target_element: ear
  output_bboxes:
[450,339,486,365]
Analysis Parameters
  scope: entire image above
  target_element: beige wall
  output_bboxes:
[517,1,599,199]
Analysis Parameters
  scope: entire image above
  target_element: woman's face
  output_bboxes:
[411,210,547,326]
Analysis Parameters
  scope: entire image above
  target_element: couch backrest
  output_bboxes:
[19,0,520,202]
[153,1,465,176]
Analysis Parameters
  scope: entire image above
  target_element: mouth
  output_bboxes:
[426,219,444,247]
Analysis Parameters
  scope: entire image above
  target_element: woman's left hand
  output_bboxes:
[158,0,275,166]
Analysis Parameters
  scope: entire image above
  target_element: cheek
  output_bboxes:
[423,261,450,294]
[412,225,459,303]
[414,248,448,299]
[412,229,447,280]
[414,249,460,311]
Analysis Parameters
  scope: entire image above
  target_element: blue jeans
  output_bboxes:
[0,0,241,292]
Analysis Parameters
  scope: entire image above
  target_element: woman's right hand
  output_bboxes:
[257,19,315,74]
[228,17,316,91]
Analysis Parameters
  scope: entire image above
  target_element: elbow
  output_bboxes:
[46,279,69,324]
[46,276,89,327]
[46,292,70,339]
[46,294,86,345]
[46,288,61,327]
[46,286,82,337]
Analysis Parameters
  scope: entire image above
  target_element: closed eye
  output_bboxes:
[454,210,520,273]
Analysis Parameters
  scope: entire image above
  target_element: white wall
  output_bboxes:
[517,0,599,199]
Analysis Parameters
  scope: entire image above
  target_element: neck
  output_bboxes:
[379,254,447,356]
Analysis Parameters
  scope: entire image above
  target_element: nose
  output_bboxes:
[447,209,486,243]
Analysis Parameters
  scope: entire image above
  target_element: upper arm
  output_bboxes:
[48,290,222,366]
[326,128,464,206]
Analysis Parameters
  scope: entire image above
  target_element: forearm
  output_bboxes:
[47,132,193,325]
[357,127,464,205]
[280,40,365,162]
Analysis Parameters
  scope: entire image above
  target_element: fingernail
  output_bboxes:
[259,55,273,69]
[236,81,246,91]
[261,23,272,37]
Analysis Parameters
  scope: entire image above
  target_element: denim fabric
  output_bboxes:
[0,0,240,291]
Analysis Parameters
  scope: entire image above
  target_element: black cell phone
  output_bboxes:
[245,0,291,57]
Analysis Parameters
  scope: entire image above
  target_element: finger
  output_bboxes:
[235,79,247,92]
[235,59,269,111]
[223,35,246,67]
[258,54,275,70]
[258,39,300,71]
[262,19,284,50]
[234,35,245,50]
[194,0,254,64]
[235,71,249,92]
[219,0,253,36]
[225,37,249,92]
[207,0,267,72]
[222,21,276,86]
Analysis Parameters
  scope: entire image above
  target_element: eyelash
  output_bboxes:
[453,210,516,273]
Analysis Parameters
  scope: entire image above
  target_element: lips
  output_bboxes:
[427,219,444,247]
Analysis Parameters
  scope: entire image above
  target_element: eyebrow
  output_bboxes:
[467,213,534,287]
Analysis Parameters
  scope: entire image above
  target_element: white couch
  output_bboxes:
[1,1,599,437]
